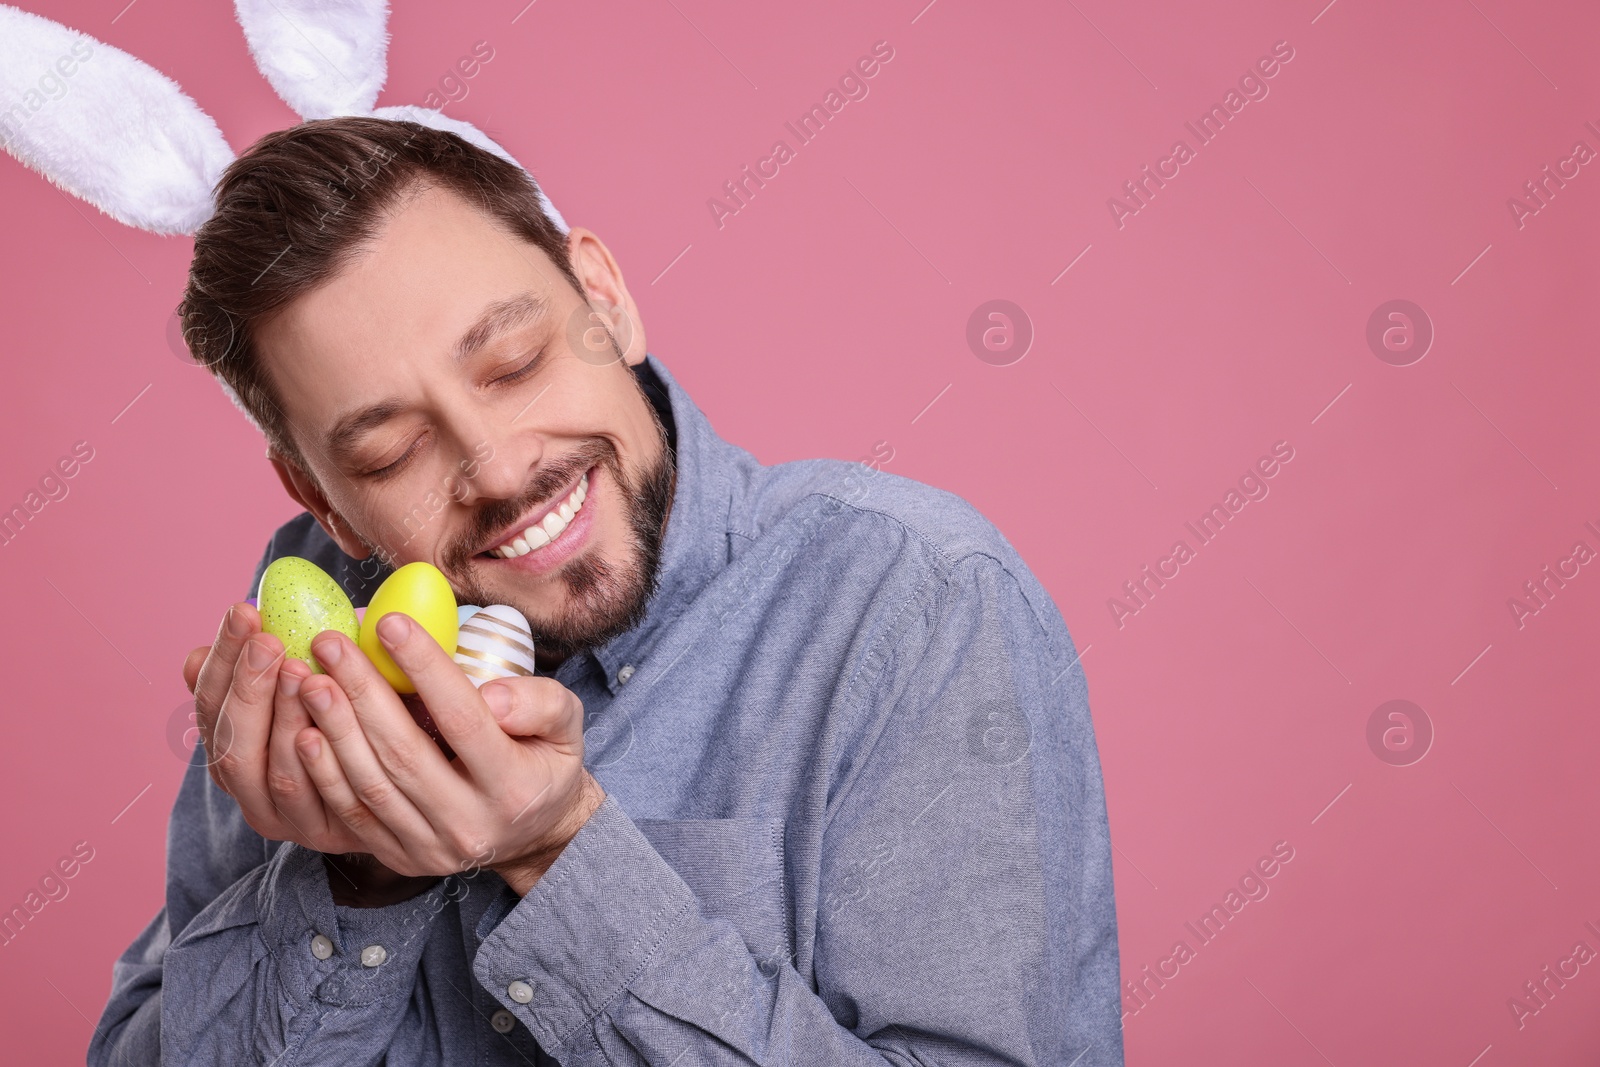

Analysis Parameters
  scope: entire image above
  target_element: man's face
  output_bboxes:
[254,184,674,667]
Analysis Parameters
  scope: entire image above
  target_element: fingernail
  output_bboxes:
[278,670,301,698]
[314,637,342,668]
[378,612,411,646]
[303,686,333,714]
[299,737,322,761]
[247,639,275,671]
[482,684,512,720]
[226,605,251,639]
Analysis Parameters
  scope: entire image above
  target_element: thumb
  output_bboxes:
[480,678,583,742]
[183,645,210,694]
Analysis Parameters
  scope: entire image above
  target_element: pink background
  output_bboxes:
[2,0,1597,1062]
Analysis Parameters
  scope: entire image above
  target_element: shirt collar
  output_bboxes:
[568,353,735,694]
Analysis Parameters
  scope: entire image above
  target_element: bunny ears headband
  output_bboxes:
[0,0,568,237]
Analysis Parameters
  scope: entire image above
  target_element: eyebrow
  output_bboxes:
[453,292,550,364]
[324,292,551,465]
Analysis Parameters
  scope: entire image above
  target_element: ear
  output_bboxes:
[267,448,373,560]
[565,226,647,366]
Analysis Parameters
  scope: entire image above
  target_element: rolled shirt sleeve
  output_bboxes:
[472,552,1124,1065]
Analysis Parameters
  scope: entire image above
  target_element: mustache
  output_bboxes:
[444,440,614,566]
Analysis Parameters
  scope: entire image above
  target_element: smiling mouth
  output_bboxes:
[479,468,592,559]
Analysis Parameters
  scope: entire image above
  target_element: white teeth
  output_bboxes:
[489,470,589,558]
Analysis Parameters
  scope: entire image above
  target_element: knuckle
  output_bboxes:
[451,708,491,743]
[518,685,559,724]
[334,800,377,834]
[231,670,274,710]
[212,749,246,784]
[448,830,490,863]
[381,742,425,783]
[319,718,357,746]
[355,776,397,811]
[529,676,564,702]
[532,679,581,717]
[266,766,304,803]
[192,675,225,717]
[339,668,372,703]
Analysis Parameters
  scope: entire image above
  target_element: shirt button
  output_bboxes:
[360,944,388,968]
[616,664,635,686]
[309,934,334,960]
[490,1009,516,1034]
[507,979,534,1003]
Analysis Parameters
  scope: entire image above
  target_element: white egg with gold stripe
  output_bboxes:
[451,604,537,686]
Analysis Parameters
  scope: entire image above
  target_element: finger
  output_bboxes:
[208,631,285,808]
[294,726,408,864]
[183,646,209,694]
[296,670,439,847]
[374,612,514,791]
[264,657,345,846]
[193,603,260,728]
[311,629,473,810]
[481,678,585,744]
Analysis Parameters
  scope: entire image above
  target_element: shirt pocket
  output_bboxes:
[634,816,792,975]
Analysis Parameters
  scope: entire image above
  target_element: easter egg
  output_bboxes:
[452,605,537,686]
[358,562,459,693]
[457,604,484,627]
[255,557,360,674]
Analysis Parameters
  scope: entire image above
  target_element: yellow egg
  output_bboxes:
[358,562,459,693]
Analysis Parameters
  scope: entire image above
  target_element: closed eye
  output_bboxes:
[363,435,426,480]
[492,351,545,386]
[358,351,542,478]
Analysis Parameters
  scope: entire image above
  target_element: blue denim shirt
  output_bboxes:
[89,354,1123,1065]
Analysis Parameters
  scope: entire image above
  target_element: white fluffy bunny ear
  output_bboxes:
[235,1,570,233]
[373,104,571,234]
[0,4,235,235]
[235,0,389,120]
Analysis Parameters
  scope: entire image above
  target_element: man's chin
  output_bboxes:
[442,422,674,665]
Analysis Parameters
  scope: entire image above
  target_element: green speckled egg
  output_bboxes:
[255,556,360,674]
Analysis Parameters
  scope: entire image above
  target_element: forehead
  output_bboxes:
[254,185,563,440]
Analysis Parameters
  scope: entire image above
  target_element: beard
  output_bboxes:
[355,382,677,669]
[454,431,675,666]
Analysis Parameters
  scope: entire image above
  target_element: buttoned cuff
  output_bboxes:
[257,843,453,1008]
[472,795,696,1050]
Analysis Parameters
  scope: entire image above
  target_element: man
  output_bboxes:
[89,117,1124,1065]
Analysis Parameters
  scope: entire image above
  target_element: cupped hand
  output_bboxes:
[183,603,367,856]
[288,612,605,889]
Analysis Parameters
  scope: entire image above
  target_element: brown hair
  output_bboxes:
[178,116,580,473]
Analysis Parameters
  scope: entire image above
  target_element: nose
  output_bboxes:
[442,418,538,507]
